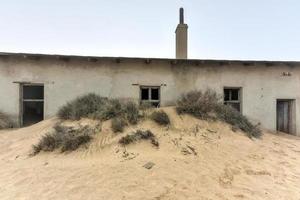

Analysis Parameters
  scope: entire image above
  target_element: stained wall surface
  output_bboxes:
[0,56,299,135]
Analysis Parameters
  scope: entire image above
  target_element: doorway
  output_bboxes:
[20,84,44,126]
[276,99,295,134]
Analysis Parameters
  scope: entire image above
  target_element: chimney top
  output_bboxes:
[180,7,184,24]
[176,8,188,59]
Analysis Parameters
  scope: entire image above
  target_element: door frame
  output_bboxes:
[276,99,296,135]
[19,83,44,127]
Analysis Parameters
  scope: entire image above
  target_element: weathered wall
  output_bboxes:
[0,56,299,135]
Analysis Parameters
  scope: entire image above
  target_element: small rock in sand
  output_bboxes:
[143,162,155,169]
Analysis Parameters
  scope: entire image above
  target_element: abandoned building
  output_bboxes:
[0,8,299,136]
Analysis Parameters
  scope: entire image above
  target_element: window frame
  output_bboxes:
[22,84,44,102]
[223,87,242,113]
[139,86,161,107]
[19,83,44,127]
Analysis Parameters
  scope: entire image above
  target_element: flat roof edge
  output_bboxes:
[0,51,299,65]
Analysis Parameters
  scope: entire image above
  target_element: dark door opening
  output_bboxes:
[276,100,294,134]
[21,85,44,126]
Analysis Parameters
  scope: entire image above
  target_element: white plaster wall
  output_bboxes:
[0,57,299,135]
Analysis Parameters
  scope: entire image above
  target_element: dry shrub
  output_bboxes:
[98,99,123,120]
[57,94,140,124]
[32,133,60,153]
[0,111,13,129]
[119,130,159,147]
[61,135,92,152]
[32,124,95,155]
[176,90,261,138]
[111,117,127,133]
[150,110,170,126]
[123,101,139,125]
[57,93,107,120]
[176,89,220,119]
[215,105,261,138]
[139,102,153,110]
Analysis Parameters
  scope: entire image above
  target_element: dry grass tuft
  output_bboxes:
[111,117,127,133]
[119,130,159,147]
[150,110,170,126]
[32,124,96,155]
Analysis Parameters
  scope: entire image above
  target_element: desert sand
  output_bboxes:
[0,107,300,200]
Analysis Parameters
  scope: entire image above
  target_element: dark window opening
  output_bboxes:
[23,85,44,99]
[21,84,44,127]
[224,88,241,112]
[224,89,230,101]
[151,88,159,100]
[140,86,160,107]
[141,88,149,100]
[231,89,239,101]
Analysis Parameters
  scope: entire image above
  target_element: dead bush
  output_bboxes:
[176,89,261,138]
[119,130,159,147]
[97,99,122,120]
[32,124,95,155]
[215,105,262,138]
[123,101,139,124]
[176,90,220,119]
[57,93,107,120]
[32,133,60,153]
[57,94,140,124]
[111,117,127,133]
[0,111,13,129]
[61,134,92,152]
[139,102,153,110]
[150,110,170,126]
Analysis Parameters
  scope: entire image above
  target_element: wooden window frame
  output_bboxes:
[140,86,161,107]
[223,87,242,113]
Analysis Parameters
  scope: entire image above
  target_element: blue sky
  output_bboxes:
[0,0,300,61]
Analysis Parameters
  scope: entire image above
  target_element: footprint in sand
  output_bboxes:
[278,161,292,167]
[270,149,288,156]
[233,194,245,199]
[219,165,243,189]
[219,168,234,188]
[247,154,265,160]
[245,169,271,176]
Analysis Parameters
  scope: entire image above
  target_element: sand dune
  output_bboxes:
[0,107,300,200]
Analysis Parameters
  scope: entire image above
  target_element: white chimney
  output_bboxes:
[175,8,188,59]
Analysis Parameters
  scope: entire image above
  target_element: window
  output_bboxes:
[23,85,44,100]
[224,88,241,112]
[140,86,160,107]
